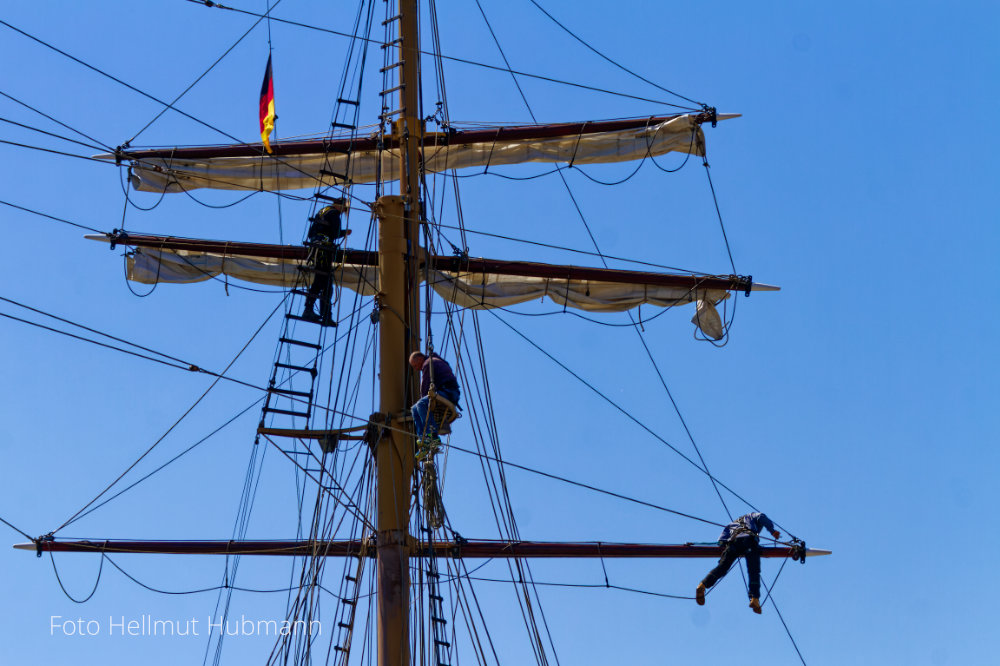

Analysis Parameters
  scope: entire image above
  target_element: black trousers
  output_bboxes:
[304,248,333,317]
[701,534,761,599]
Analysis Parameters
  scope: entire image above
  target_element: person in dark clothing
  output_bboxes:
[302,201,348,324]
[696,512,781,614]
[409,351,460,445]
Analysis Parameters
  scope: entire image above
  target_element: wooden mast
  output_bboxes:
[374,1,422,665]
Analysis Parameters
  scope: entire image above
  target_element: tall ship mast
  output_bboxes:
[4,2,827,664]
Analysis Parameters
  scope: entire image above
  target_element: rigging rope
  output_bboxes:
[100,553,345,597]
[467,0,742,537]
[180,0,696,109]
[52,296,288,533]
[50,551,105,604]
[0,115,110,153]
[483,308,774,518]
[430,221,706,273]
[0,198,103,233]
[5,2,813,662]
[251,8,384,661]
[0,19,241,145]
[455,574,696,601]
[0,137,119,165]
[0,514,33,541]
[525,0,704,107]
[461,0,752,555]
[0,292,295,391]
[445,441,726,528]
[65,397,265,526]
[0,19,361,207]
[702,151,738,274]
[0,88,113,151]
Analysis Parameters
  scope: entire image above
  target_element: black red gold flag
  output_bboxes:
[259,55,275,153]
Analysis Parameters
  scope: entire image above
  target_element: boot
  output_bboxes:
[749,597,761,614]
[695,582,706,606]
[302,298,319,321]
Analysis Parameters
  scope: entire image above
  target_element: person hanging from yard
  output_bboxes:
[301,199,349,324]
[696,511,781,614]
[409,350,460,458]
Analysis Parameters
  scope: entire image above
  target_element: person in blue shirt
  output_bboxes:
[696,512,781,614]
[409,351,460,447]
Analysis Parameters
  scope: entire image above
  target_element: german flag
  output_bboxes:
[259,54,276,153]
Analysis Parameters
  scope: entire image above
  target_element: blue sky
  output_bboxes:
[0,1,997,664]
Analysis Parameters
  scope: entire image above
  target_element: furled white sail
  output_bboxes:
[114,115,719,193]
[125,247,733,337]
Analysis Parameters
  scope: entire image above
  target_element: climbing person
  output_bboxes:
[301,200,348,324]
[409,351,460,455]
[695,512,781,614]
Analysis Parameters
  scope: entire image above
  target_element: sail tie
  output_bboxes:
[790,538,807,564]
[482,126,501,174]
[35,532,54,558]
[567,121,588,168]
[450,533,467,559]
[699,105,718,128]
[108,228,129,251]
[638,285,647,331]
[113,141,130,166]
[596,541,610,588]
[221,240,230,295]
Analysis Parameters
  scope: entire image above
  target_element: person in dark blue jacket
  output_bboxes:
[696,512,781,614]
[409,351,460,446]
[301,201,349,324]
